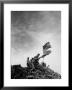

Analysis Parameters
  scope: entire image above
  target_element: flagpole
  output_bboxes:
[43,48,44,61]
[43,54,45,61]
[43,46,45,61]
[43,57,44,61]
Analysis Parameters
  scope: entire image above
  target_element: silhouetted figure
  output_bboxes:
[11,42,61,79]
[41,62,46,67]
[34,53,40,59]
[27,57,34,69]
[31,53,40,69]
[27,57,31,68]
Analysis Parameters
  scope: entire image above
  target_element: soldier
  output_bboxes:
[27,57,34,70]
[27,57,32,69]
[32,53,40,69]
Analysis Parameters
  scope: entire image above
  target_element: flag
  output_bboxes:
[43,42,51,50]
[43,42,51,56]
[42,50,51,58]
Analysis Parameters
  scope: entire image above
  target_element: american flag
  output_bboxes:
[43,42,51,56]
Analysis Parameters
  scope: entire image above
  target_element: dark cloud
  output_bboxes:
[11,11,61,51]
[11,11,61,32]
[11,11,42,30]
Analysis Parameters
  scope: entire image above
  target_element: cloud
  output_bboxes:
[11,11,61,51]
[11,11,61,73]
[11,11,61,33]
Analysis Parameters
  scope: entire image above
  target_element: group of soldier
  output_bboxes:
[27,53,40,69]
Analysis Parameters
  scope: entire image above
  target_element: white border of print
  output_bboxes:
[4,4,69,87]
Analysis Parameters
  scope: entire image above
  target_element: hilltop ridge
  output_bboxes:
[11,53,61,79]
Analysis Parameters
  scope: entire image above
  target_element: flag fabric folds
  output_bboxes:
[43,42,51,56]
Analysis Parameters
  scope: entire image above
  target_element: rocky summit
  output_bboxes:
[11,53,61,79]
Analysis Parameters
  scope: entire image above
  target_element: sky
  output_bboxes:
[11,11,61,74]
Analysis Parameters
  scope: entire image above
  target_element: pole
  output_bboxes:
[43,57,44,61]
